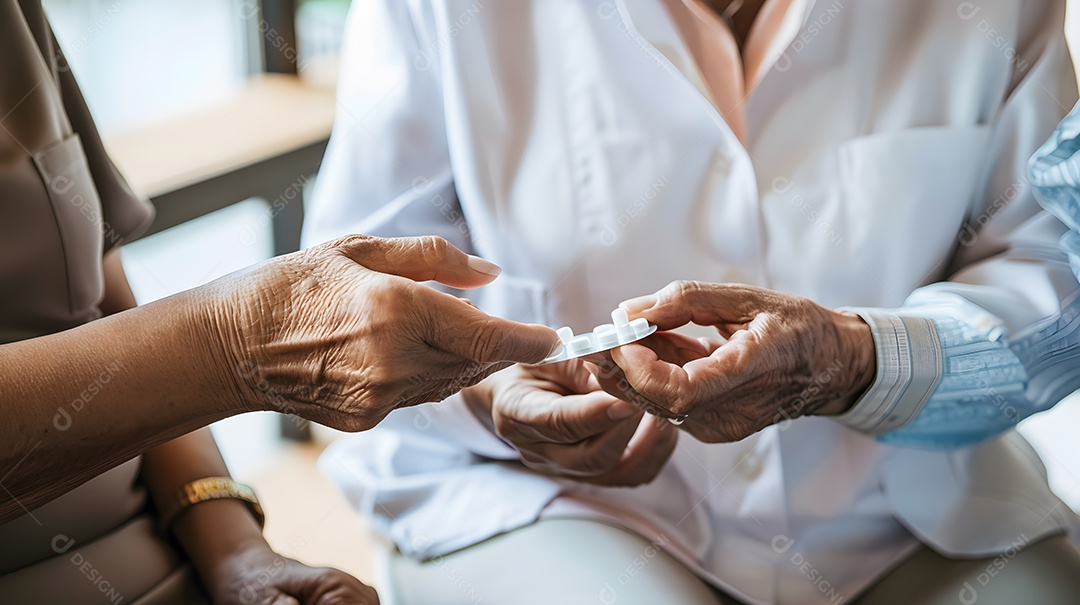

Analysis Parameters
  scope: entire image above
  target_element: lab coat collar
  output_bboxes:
[610,0,712,100]
[615,0,818,90]
[758,0,815,85]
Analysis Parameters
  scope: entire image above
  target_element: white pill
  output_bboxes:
[598,329,620,347]
[556,326,574,344]
[594,323,616,335]
[611,308,630,327]
[568,335,593,352]
[630,317,650,337]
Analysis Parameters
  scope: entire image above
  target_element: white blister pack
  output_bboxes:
[539,308,657,365]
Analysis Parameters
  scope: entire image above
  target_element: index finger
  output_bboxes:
[620,281,783,331]
[330,234,504,289]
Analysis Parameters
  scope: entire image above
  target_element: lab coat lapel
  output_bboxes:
[613,0,738,138]
[614,0,711,98]
[755,0,818,83]
[616,0,819,92]
[593,0,771,287]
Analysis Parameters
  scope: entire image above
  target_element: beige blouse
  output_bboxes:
[0,1,203,602]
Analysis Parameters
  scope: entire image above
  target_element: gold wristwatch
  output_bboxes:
[158,476,265,533]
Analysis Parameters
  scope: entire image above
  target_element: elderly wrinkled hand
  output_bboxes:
[462,360,679,487]
[590,281,876,443]
[207,235,559,432]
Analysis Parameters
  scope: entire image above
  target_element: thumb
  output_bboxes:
[422,290,560,363]
[330,234,503,289]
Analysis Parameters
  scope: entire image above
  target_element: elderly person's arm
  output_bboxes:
[94,253,377,604]
[594,9,1080,448]
[0,235,557,523]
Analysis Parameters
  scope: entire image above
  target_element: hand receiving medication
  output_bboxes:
[592,281,876,442]
[540,308,656,364]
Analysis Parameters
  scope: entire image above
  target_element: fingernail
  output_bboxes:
[467,255,502,277]
[620,294,657,313]
[607,400,640,420]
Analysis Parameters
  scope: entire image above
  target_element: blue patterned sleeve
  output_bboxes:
[871,297,1080,449]
[832,18,1080,449]
[1030,101,1080,281]
[837,103,1080,450]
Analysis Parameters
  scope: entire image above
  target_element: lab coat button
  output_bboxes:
[737,450,763,481]
[712,153,731,177]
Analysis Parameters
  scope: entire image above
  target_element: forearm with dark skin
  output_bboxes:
[95,250,268,578]
[0,250,249,523]
[0,234,561,526]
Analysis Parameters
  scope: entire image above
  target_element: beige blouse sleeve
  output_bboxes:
[0,0,154,337]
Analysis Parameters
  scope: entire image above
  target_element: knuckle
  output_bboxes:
[330,233,374,253]
[667,279,701,303]
[418,235,451,264]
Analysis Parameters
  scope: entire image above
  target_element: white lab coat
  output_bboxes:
[304,0,1080,603]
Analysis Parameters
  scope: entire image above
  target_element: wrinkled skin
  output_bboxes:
[464,349,702,486]
[592,281,876,443]
[207,234,559,432]
[210,546,379,605]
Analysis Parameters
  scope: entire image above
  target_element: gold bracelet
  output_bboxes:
[158,476,265,534]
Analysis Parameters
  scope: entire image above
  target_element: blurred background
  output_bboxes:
[37,0,1080,591]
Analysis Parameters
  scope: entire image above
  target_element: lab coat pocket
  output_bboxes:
[32,134,105,315]
[838,125,990,292]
